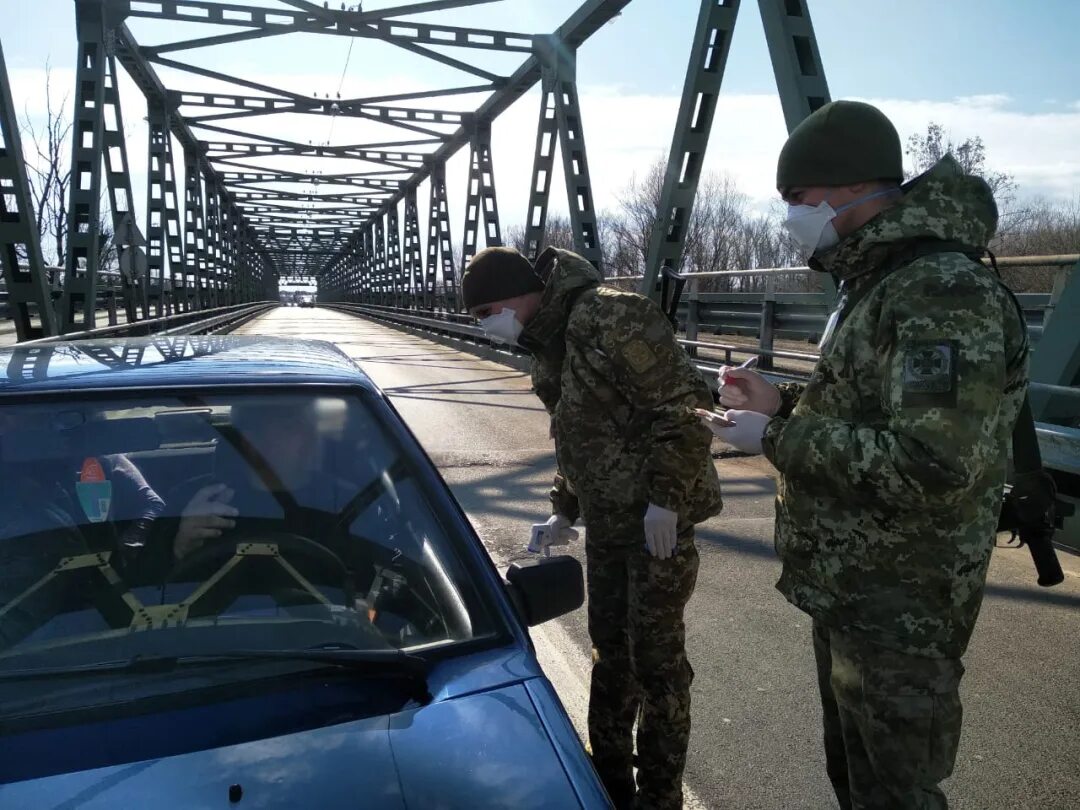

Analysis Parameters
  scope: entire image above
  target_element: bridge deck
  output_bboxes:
[234,307,1080,809]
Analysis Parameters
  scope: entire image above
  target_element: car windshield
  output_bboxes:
[0,391,497,682]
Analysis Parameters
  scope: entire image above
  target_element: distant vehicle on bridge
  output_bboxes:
[0,336,605,808]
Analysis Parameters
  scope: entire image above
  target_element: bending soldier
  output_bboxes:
[463,246,723,810]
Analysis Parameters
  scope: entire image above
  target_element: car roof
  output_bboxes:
[0,336,377,395]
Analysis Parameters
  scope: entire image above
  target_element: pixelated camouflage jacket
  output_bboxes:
[761,156,1029,658]
[519,249,722,542]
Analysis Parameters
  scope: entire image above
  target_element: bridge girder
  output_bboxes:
[18,0,630,317]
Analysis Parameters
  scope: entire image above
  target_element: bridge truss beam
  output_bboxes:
[642,0,833,309]
[0,40,59,340]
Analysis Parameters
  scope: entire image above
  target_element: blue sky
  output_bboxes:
[10,0,1079,109]
[5,0,1079,257]
[580,0,1080,111]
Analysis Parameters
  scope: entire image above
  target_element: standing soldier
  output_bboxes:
[462,246,723,810]
[700,100,1029,808]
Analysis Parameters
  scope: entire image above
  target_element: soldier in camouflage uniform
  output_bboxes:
[700,101,1029,808]
[461,246,723,809]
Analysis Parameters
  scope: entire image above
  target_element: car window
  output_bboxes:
[0,392,498,675]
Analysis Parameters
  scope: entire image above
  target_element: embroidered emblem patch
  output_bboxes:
[903,343,953,393]
[621,339,658,374]
[901,341,958,407]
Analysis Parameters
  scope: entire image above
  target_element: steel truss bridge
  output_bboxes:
[0,0,1077,437]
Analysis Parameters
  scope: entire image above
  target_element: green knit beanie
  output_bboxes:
[461,247,545,310]
[776,100,903,191]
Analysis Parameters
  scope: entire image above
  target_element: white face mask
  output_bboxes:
[782,189,900,255]
[784,201,841,254]
[480,307,523,346]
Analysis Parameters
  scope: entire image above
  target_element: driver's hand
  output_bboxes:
[175,484,238,559]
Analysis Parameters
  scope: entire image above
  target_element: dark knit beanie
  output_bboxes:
[776,100,903,192]
[461,247,545,310]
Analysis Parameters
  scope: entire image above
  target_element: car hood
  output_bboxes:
[0,681,588,809]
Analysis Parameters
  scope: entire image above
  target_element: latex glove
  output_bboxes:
[718,366,782,415]
[695,408,735,437]
[643,503,678,560]
[528,514,579,555]
[712,409,771,455]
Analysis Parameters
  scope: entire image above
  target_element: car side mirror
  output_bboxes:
[504,556,584,627]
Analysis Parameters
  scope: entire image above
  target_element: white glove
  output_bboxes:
[709,408,771,455]
[718,367,782,415]
[643,503,678,560]
[695,408,734,437]
[528,514,579,555]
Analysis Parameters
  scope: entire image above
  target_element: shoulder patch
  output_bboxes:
[901,340,958,407]
[621,339,658,374]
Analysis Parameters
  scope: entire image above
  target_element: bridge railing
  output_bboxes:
[336,255,1074,356]
[325,253,1080,493]
[323,300,1079,401]
[16,302,278,346]
[331,253,1077,381]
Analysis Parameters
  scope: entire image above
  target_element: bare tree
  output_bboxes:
[20,64,117,289]
[994,195,1080,292]
[606,156,806,292]
[22,63,72,271]
[905,122,1016,199]
[608,158,666,275]
[504,214,581,258]
[905,122,1080,292]
[904,122,1021,237]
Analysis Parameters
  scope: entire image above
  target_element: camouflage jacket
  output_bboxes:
[761,156,1029,658]
[520,249,722,543]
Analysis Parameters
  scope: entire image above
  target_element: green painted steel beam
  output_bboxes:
[1029,259,1080,426]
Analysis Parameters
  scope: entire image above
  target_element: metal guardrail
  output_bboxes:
[674,291,1053,361]
[18,302,278,346]
[0,288,129,325]
[324,301,1078,400]
[599,253,1080,282]
[341,255,1075,375]
[328,301,1080,486]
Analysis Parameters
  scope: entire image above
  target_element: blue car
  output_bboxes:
[0,336,609,809]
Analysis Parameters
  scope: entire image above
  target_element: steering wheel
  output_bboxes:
[164,530,354,609]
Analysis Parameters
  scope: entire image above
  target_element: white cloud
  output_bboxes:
[501,88,1080,223]
[951,94,1012,109]
[862,95,1080,200]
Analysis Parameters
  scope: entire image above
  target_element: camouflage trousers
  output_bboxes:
[812,621,965,810]
[585,530,699,810]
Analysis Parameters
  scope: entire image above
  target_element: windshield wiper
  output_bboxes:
[0,648,432,703]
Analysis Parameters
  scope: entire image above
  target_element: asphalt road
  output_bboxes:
[237,307,1080,810]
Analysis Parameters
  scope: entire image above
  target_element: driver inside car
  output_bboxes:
[145,398,378,580]
[173,399,328,559]
[142,397,466,644]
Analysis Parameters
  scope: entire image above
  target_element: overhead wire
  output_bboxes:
[314,14,357,220]
[326,31,356,146]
